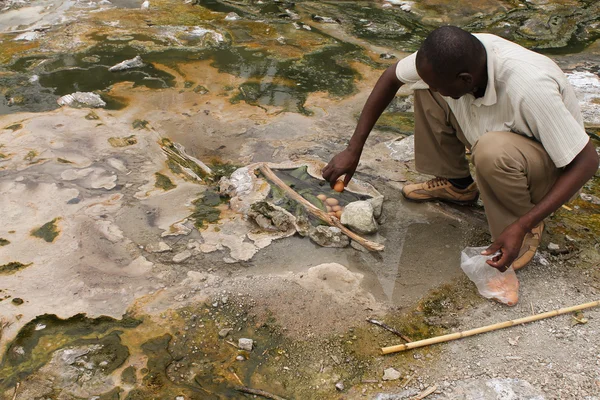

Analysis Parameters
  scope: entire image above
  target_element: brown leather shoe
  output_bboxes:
[512,222,544,270]
[401,177,479,205]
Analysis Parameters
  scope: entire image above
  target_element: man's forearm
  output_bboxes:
[517,140,599,231]
[347,64,403,155]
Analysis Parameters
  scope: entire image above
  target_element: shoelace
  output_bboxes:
[425,177,449,189]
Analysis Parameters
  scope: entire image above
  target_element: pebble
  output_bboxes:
[382,367,401,381]
[335,381,345,391]
[218,328,233,338]
[236,355,245,361]
[548,243,560,251]
[238,338,254,351]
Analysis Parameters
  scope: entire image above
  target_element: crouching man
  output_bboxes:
[323,26,598,272]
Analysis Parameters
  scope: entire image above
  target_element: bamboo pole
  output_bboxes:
[382,299,600,354]
[258,164,384,252]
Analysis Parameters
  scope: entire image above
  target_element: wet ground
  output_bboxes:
[1,0,600,399]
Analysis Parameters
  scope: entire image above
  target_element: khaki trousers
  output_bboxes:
[413,89,561,239]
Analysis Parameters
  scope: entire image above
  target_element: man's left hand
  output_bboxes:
[481,222,528,272]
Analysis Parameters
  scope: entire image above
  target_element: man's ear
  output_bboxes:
[457,72,473,85]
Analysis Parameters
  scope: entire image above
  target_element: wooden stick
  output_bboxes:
[412,385,437,400]
[258,164,384,251]
[382,299,600,354]
[366,318,413,343]
[236,386,289,400]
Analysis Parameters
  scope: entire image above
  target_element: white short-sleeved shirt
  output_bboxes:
[395,33,589,168]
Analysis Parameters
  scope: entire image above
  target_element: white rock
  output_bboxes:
[141,0,149,9]
[382,367,401,381]
[335,381,345,391]
[14,31,40,41]
[547,243,560,251]
[109,55,145,72]
[340,201,378,234]
[238,338,253,351]
[387,135,414,161]
[224,12,241,21]
[236,355,245,361]
[57,92,106,108]
[173,250,192,263]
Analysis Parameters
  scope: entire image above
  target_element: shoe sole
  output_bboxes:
[401,191,479,206]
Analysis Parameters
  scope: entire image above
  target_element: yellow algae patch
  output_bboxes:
[108,135,138,147]
[0,39,40,64]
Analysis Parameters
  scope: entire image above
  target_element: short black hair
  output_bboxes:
[416,26,483,77]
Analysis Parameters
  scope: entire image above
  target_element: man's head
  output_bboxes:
[416,26,487,99]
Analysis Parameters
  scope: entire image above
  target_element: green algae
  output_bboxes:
[155,172,177,191]
[3,123,22,131]
[0,314,141,392]
[160,137,210,181]
[0,262,31,275]
[85,111,100,120]
[132,119,149,130]
[24,150,37,162]
[31,218,60,243]
[0,238,9,246]
[375,111,415,134]
[11,298,24,305]
[108,135,138,147]
[190,188,226,229]
[121,365,137,385]
[207,161,239,183]
[193,85,209,94]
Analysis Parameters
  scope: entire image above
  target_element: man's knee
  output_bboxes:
[472,132,521,175]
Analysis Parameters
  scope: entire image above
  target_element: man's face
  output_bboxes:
[416,58,474,99]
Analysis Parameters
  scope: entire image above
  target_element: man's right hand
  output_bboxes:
[322,148,361,189]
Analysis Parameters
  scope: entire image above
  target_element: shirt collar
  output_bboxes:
[472,34,497,107]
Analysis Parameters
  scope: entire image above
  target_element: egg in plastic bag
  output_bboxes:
[460,246,519,306]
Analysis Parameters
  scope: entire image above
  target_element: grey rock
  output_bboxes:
[382,367,401,381]
[308,226,349,248]
[434,378,545,399]
[148,241,171,253]
[218,328,233,338]
[367,196,384,219]
[387,135,414,162]
[580,193,600,205]
[335,381,345,391]
[340,201,378,234]
[172,250,192,263]
[249,201,296,232]
[57,92,106,108]
[238,338,253,351]
[109,55,144,72]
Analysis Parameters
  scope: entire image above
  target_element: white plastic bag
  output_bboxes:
[460,246,519,306]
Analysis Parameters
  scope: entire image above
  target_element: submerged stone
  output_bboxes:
[108,55,145,72]
[57,92,106,108]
